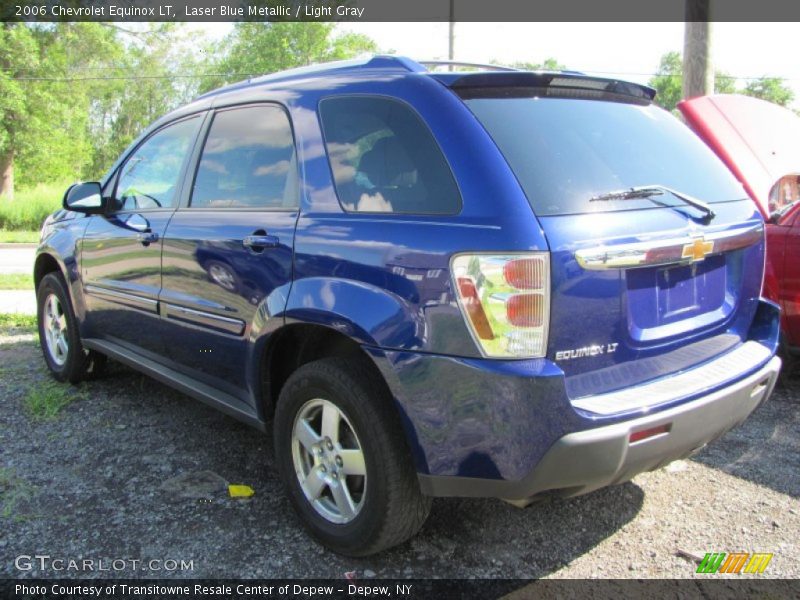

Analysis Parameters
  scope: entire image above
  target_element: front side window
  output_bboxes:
[114,117,200,211]
[190,105,298,209]
[319,96,461,214]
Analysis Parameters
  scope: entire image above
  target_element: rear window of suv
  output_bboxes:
[463,91,746,216]
[319,96,461,215]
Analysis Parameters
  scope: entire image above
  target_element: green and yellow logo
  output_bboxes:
[697,552,773,574]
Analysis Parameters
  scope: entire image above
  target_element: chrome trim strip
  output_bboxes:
[84,285,158,313]
[571,341,773,415]
[164,303,245,336]
[574,224,763,270]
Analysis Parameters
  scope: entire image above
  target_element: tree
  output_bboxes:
[648,51,771,112]
[0,24,39,198]
[199,23,377,94]
[510,58,566,71]
[742,77,794,107]
[86,24,202,176]
[648,52,684,112]
[0,23,379,194]
[0,23,126,195]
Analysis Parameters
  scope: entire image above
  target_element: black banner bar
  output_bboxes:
[3,579,800,600]
[3,0,800,23]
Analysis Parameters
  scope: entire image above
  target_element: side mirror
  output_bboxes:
[63,182,105,213]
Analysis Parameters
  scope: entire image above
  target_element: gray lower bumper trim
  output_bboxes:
[418,356,781,500]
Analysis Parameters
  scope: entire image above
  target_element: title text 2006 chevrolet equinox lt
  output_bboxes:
[36,57,781,556]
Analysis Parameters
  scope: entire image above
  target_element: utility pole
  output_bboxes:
[448,0,455,71]
[683,0,713,99]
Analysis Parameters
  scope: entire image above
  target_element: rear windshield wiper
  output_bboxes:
[590,185,715,220]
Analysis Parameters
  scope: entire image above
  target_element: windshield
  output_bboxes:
[464,94,747,216]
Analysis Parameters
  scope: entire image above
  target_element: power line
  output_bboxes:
[3,69,799,83]
[4,73,258,82]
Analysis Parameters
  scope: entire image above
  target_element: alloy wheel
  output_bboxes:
[43,293,69,366]
[291,398,367,524]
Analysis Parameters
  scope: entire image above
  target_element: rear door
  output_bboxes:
[82,115,203,355]
[463,91,765,401]
[158,104,298,396]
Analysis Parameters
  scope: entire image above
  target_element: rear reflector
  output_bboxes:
[629,423,671,444]
[456,277,495,340]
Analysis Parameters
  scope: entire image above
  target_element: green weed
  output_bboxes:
[23,380,84,420]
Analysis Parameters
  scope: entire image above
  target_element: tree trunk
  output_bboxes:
[0,150,13,199]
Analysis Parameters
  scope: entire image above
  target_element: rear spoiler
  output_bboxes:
[432,71,656,103]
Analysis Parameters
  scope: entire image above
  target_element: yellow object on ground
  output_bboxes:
[228,484,255,498]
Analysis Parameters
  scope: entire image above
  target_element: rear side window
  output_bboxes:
[319,96,461,214]
[464,95,746,216]
[191,105,298,209]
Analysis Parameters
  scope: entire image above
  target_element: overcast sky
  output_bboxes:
[197,22,800,108]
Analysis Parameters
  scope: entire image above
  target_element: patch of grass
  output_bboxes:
[0,468,36,520]
[0,273,34,290]
[0,313,37,333]
[24,380,85,420]
[0,230,39,243]
[0,182,68,231]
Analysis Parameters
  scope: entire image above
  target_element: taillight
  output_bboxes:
[451,253,550,358]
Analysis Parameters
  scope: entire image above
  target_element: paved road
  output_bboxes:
[0,290,35,314]
[0,244,37,314]
[0,244,36,275]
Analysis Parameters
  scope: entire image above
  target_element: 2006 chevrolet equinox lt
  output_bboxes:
[36,56,782,556]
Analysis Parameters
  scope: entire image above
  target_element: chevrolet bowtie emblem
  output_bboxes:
[682,237,714,261]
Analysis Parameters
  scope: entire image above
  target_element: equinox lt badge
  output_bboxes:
[555,343,619,361]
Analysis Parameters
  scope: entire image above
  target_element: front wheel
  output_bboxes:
[37,272,106,383]
[274,357,431,556]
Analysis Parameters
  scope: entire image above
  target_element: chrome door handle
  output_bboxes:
[243,234,279,249]
[136,232,159,245]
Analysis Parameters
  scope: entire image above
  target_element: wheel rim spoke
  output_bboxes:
[329,479,356,520]
[320,403,341,444]
[47,296,57,319]
[301,466,327,500]
[57,334,68,357]
[294,418,321,452]
[338,448,366,476]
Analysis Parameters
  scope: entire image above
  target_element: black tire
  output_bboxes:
[777,335,798,389]
[274,357,432,556]
[37,272,106,384]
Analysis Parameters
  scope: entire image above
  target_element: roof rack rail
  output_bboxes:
[418,60,519,72]
[196,55,424,100]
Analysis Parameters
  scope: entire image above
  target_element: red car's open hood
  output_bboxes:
[678,94,800,219]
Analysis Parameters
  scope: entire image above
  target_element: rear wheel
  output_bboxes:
[37,272,106,383]
[274,357,431,556]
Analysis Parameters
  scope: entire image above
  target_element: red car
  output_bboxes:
[679,94,800,370]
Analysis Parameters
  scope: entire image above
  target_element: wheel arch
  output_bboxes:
[258,322,393,422]
[33,251,65,291]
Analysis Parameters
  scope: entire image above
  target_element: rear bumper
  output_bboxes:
[418,355,781,501]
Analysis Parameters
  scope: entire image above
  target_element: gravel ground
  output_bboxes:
[0,328,798,581]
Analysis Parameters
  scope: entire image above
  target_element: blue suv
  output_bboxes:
[36,57,782,556]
